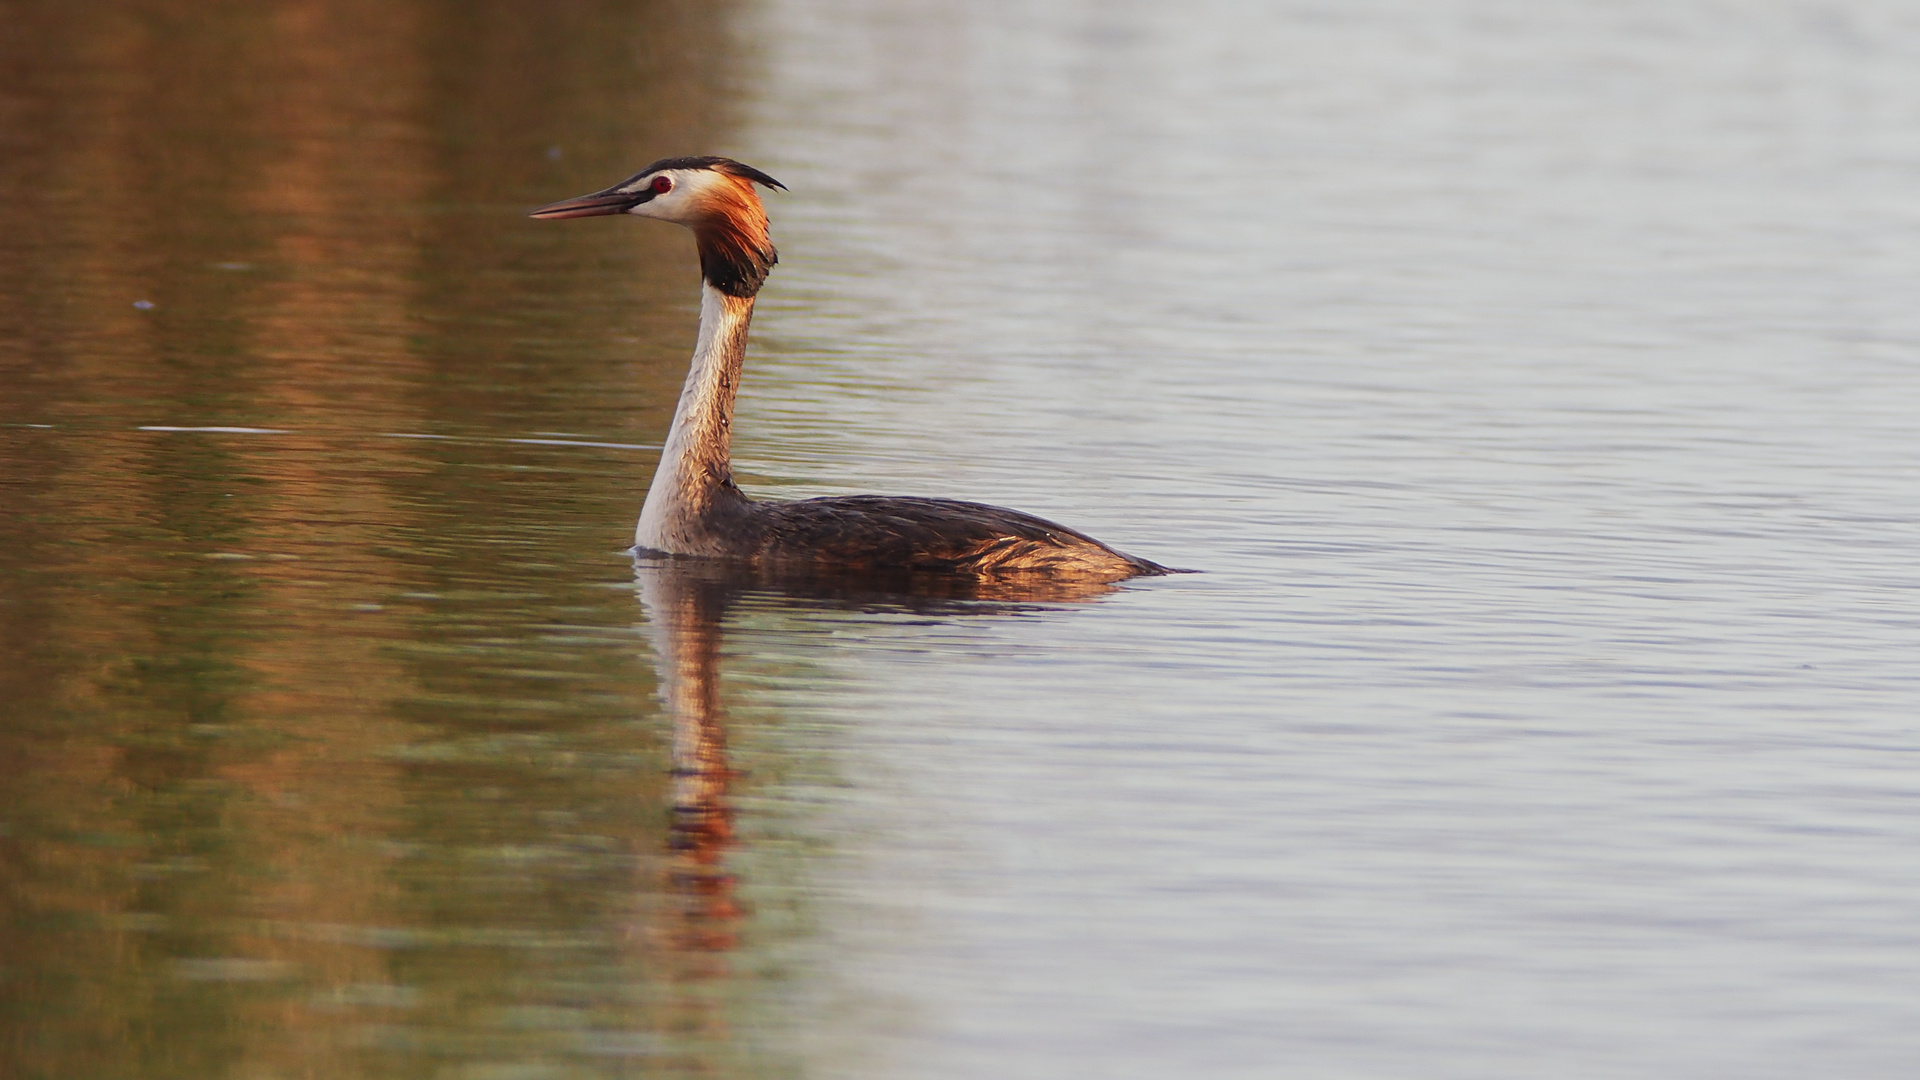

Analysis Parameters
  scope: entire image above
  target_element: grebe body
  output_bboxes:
[532,157,1166,581]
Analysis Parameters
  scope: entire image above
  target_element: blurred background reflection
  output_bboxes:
[0,1,797,1075]
[8,1,1920,1078]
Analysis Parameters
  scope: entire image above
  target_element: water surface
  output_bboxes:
[5,1,1920,1077]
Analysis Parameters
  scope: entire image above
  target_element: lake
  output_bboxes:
[3,1,1918,1077]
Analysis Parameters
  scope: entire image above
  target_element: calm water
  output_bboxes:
[5,1,1920,1077]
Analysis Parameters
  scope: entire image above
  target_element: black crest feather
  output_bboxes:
[636,155,786,191]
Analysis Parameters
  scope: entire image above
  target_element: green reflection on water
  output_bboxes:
[0,1,827,1076]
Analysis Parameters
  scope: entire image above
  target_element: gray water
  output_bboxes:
[4,1,1919,1077]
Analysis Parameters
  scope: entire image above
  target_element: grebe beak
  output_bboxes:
[529,187,642,220]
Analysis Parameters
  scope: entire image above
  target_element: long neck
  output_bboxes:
[635,282,755,553]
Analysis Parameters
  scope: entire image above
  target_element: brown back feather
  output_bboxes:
[736,495,1168,580]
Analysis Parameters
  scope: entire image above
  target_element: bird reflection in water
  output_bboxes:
[642,559,743,962]
[631,556,1127,1022]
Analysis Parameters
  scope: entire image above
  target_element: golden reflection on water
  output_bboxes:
[0,4,1123,1072]
[0,1,778,1075]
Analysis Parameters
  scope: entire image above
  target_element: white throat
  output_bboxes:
[635,282,753,553]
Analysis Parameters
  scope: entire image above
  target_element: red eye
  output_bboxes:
[651,175,673,194]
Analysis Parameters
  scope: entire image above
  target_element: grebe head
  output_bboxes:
[531,156,785,297]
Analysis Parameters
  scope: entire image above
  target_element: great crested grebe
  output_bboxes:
[532,156,1167,580]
